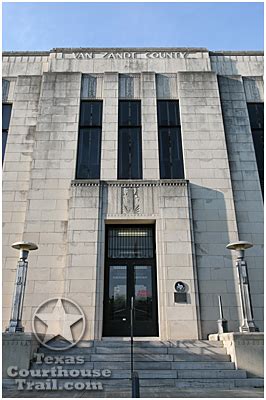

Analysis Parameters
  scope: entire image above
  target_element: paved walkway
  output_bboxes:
[3,387,264,398]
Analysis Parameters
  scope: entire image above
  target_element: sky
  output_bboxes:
[2,2,264,51]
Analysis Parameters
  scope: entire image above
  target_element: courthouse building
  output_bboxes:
[2,48,264,341]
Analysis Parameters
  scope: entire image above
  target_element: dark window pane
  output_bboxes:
[2,104,12,130]
[76,128,101,179]
[2,79,10,102]
[108,226,154,258]
[134,266,153,320]
[108,265,127,320]
[118,100,142,179]
[81,75,97,99]
[119,75,134,98]
[157,100,180,126]
[79,101,102,126]
[159,127,184,179]
[2,104,12,163]
[119,101,141,126]
[157,101,184,179]
[118,127,142,179]
[247,103,264,194]
[2,130,8,163]
[251,128,264,193]
[247,103,264,129]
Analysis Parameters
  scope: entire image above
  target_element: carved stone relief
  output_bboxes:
[121,187,141,214]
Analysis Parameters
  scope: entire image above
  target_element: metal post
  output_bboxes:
[226,241,258,333]
[217,295,228,334]
[130,296,134,378]
[6,242,38,333]
[130,296,140,398]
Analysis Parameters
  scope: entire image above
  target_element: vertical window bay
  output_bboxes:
[157,100,184,179]
[118,101,142,179]
[2,103,12,163]
[247,103,264,194]
[76,101,102,179]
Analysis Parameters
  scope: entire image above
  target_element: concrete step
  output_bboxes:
[104,370,178,379]
[175,379,236,389]
[167,347,227,355]
[93,340,223,348]
[29,362,239,378]
[95,346,168,354]
[91,360,235,370]
[93,346,227,355]
[90,354,174,362]
[234,378,264,388]
[172,361,235,370]
[36,353,230,363]
[28,367,178,379]
[172,354,230,362]
[30,360,175,370]
[93,361,172,370]
[103,378,176,387]
[177,369,247,379]
[3,377,263,392]
[38,346,228,359]
[175,378,264,389]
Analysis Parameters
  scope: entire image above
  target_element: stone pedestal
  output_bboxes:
[209,332,264,378]
[2,332,40,378]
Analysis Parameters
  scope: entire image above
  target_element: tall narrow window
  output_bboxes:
[247,103,264,194]
[118,101,142,179]
[76,101,102,179]
[2,104,12,163]
[157,100,184,179]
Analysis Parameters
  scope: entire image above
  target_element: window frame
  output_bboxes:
[247,102,264,194]
[157,100,184,180]
[118,100,143,180]
[2,103,12,163]
[75,99,103,180]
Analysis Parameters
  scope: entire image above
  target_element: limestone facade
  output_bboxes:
[2,48,264,339]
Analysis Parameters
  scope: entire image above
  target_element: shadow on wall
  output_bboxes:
[189,183,240,338]
[210,53,262,77]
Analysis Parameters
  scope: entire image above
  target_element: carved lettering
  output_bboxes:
[73,51,192,60]
[74,52,93,59]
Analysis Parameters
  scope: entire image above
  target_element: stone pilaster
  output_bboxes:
[141,72,160,180]
[178,71,240,337]
[218,75,264,331]
[101,72,118,180]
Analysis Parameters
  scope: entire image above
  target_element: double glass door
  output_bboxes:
[103,226,158,337]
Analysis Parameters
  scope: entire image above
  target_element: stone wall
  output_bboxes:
[218,75,264,330]
[2,48,264,339]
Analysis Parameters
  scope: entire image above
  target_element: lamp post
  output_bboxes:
[226,241,258,333]
[6,242,38,333]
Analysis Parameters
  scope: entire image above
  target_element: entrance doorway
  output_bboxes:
[103,225,159,337]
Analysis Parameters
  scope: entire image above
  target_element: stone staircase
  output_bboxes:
[3,339,263,396]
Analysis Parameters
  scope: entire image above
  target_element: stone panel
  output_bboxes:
[178,71,240,337]
[4,72,81,332]
[218,75,263,331]
[141,73,160,180]
[2,75,42,329]
[100,73,118,180]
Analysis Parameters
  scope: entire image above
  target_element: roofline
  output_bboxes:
[210,51,264,56]
[2,51,50,56]
[2,48,264,57]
